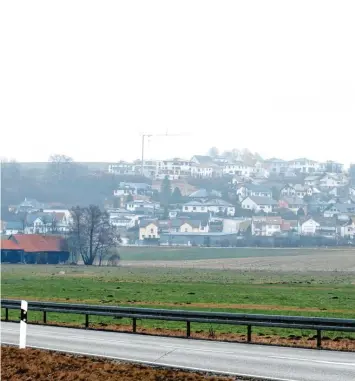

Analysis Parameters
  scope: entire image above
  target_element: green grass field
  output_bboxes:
[118,246,349,261]
[2,264,355,341]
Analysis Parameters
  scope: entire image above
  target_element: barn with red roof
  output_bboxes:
[1,234,69,264]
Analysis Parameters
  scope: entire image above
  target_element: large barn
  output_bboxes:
[1,234,70,264]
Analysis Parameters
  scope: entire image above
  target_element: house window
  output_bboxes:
[142,235,145,238]
[149,235,152,238]
[201,207,205,210]
[150,228,154,233]
[184,206,188,211]
[185,228,188,232]
[193,207,196,211]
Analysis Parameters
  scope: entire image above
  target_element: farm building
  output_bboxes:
[1,234,70,264]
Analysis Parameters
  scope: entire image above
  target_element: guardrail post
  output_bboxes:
[316,330,322,348]
[43,311,47,324]
[132,318,137,333]
[247,325,252,342]
[85,314,89,328]
[186,321,191,338]
[5,308,9,321]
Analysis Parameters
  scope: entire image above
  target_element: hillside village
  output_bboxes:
[1,155,355,253]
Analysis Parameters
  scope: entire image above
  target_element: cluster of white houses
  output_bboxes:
[109,156,346,180]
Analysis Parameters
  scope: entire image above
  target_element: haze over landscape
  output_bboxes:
[1,1,355,164]
[2,2,355,381]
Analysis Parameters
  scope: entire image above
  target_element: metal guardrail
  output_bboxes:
[2,299,355,348]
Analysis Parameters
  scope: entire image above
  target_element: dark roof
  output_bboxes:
[188,189,222,198]
[181,220,202,228]
[178,212,211,221]
[282,197,305,206]
[120,182,151,190]
[192,155,214,164]
[139,220,158,228]
[244,184,272,193]
[188,189,209,198]
[327,203,355,213]
[246,196,278,205]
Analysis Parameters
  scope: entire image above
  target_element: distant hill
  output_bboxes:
[11,162,112,172]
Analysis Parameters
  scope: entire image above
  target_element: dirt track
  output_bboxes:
[121,252,355,272]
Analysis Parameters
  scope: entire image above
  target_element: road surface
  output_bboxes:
[1,322,355,381]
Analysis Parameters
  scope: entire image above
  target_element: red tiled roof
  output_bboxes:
[10,235,66,252]
[1,240,21,250]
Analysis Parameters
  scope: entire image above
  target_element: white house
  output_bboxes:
[190,155,221,178]
[251,216,283,236]
[293,184,313,198]
[182,199,235,216]
[236,184,272,201]
[223,162,253,177]
[287,158,320,173]
[304,175,321,187]
[299,218,320,235]
[241,196,278,213]
[155,159,192,180]
[263,158,288,174]
[319,174,347,188]
[126,200,159,212]
[110,216,132,228]
[339,218,355,238]
[108,161,137,175]
[280,184,296,197]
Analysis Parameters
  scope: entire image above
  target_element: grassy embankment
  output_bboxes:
[2,264,355,348]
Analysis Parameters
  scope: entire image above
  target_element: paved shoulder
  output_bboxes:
[1,322,355,381]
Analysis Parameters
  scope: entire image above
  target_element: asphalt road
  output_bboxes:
[1,322,355,381]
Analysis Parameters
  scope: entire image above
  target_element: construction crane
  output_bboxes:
[140,131,185,175]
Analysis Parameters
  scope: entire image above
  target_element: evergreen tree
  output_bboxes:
[160,176,172,207]
[171,187,182,203]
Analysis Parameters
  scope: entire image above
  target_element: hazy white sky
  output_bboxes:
[1,1,354,164]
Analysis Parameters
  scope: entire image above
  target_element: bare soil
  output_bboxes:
[1,346,253,381]
[121,251,355,272]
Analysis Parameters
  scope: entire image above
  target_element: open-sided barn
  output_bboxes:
[1,234,69,264]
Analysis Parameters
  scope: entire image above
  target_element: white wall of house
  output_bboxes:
[287,159,320,173]
[241,197,274,213]
[280,187,296,197]
[114,188,134,196]
[182,204,235,216]
[339,223,355,238]
[223,164,253,177]
[5,228,21,235]
[300,219,320,235]
[190,166,214,178]
[265,224,281,236]
[236,187,272,199]
[182,204,207,213]
[319,175,344,188]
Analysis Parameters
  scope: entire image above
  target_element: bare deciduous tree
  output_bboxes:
[69,205,120,265]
